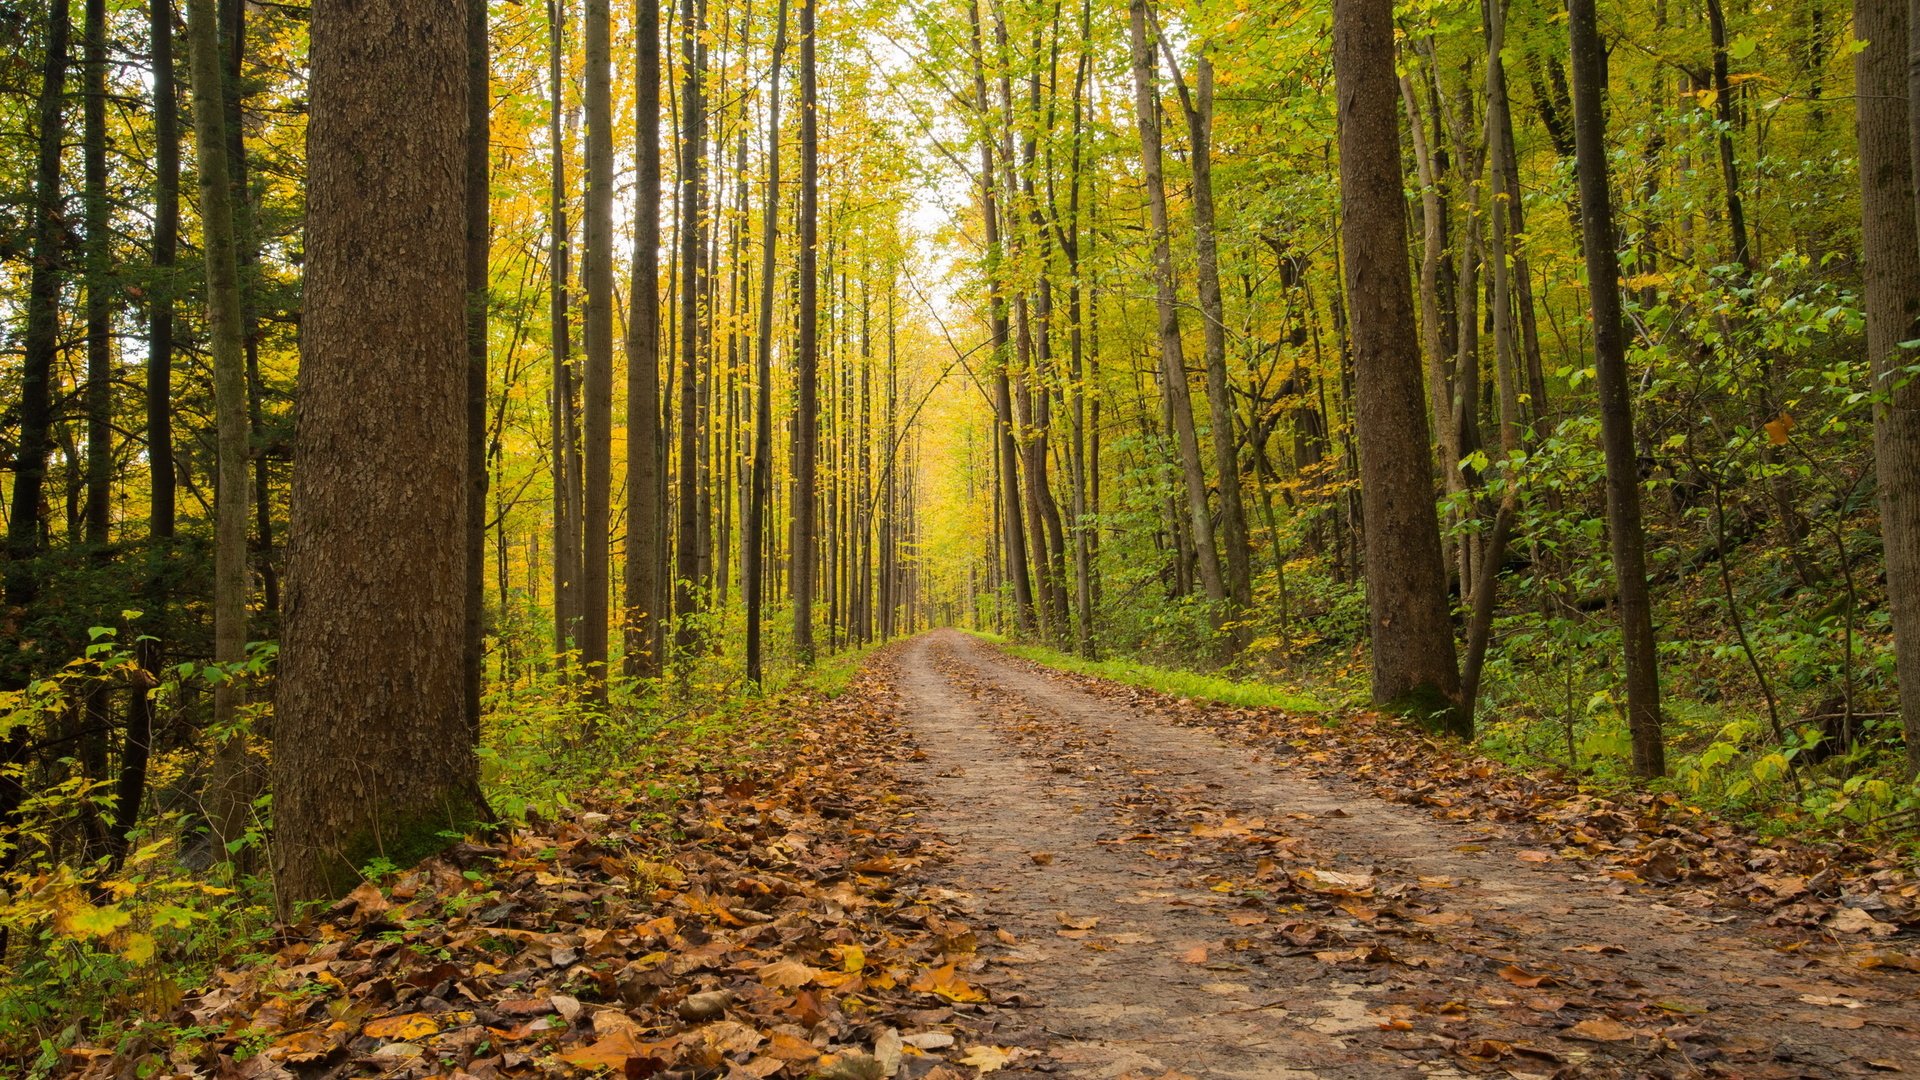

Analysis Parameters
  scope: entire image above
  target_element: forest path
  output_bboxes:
[889,629,1920,1080]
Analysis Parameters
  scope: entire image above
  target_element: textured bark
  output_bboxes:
[275,0,483,907]
[793,0,819,662]
[969,0,1035,635]
[744,0,787,685]
[6,1,67,589]
[625,0,667,680]
[549,0,581,663]
[1860,0,1920,774]
[1129,0,1226,610]
[83,0,112,548]
[187,0,257,855]
[1569,0,1665,777]
[1166,40,1252,619]
[1332,0,1464,730]
[580,0,614,696]
[673,0,707,661]
[465,0,490,742]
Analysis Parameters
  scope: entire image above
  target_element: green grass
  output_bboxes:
[977,635,1326,712]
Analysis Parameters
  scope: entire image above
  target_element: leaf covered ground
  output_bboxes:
[62,634,1920,1079]
[66,667,1019,1079]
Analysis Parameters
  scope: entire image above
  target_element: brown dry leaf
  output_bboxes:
[1497,964,1556,989]
[1057,912,1099,930]
[1565,1018,1636,1042]
[758,958,820,988]
[1516,850,1553,864]
[1177,945,1209,964]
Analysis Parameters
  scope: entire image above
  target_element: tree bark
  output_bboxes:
[465,0,490,743]
[83,0,112,548]
[673,0,708,662]
[580,0,614,697]
[187,0,257,856]
[275,0,484,907]
[745,0,788,685]
[1568,0,1666,777]
[625,0,667,680]
[793,0,820,663]
[1128,0,1226,611]
[1859,0,1920,774]
[1332,0,1465,730]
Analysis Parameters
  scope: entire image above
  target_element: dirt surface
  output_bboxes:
[889,629,1920,1079]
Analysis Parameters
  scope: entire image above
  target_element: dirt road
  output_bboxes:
[890,629,1919,1079]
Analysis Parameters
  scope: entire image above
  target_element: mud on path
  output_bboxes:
[886,629,1920,1080]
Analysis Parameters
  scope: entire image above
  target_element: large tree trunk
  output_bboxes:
[580,0,614,697]
[1331,0,1464,730]
[186,0,257,857]
[1568,0,1665,778]
[793,0,820,663]
[464,0,489,742]
[1128,0,1226,611]
[625,0,667,680]
[275,0,484,908]
[1858,0,1920,775]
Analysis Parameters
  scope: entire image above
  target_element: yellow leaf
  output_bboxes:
[120,932,156,964]
[1765,412,1794,445]
[363,1013,440,1041]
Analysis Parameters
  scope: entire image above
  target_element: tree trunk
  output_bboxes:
[673,0,707,662]
[580,0,614,697]
[187,0,258,857]
[1128,0,1226,611]
[120,0,182,859]
[969,0,1036,635]
[1569,0,1666,777]
[275,0,484,907]
[1331,0,1464,730]
[1858,0,1920,775]
[465,0,490,743]
[83,0,112,549]
[549,0,581,666]
[745,0,788,684]
[793,0,820,663]
[1169,42,1253,620]
[625,0,667,680]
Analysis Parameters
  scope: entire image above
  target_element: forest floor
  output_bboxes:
[74,631,1920,1080]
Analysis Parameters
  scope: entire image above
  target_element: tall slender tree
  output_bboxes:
[745,0,790,686]
[626,0,667,680]
[186,0,257,852]
[1568,0,1664,776]
[1330,0,1464,730]
[793,0,820,663]
[580,0,614,696]
[1128,0,1226,611]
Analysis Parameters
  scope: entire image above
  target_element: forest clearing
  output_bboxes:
[4,0,1920,1075]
